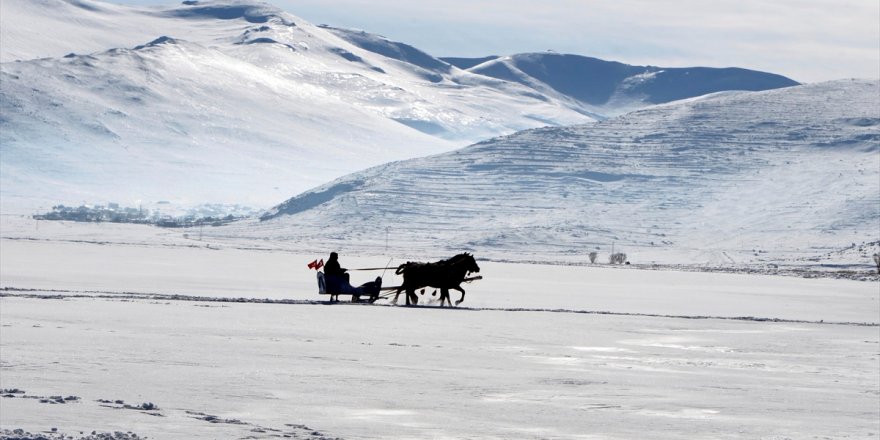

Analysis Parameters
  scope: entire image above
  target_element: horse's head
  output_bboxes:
[456,252,480,275]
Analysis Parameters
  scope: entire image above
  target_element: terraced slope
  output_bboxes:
[216,80,879,265]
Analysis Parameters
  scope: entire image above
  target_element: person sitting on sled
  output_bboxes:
[324,252,350,284]
[322,252,381,302]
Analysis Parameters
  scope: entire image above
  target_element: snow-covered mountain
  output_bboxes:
[220,79,879,265]
[0,0,588,211]
[1,0,799,213]
[442,53,800,116]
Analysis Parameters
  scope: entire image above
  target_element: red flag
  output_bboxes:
[316,259,324,270]
[307,259,318,269]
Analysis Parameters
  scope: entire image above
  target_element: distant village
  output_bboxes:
[33,202,257,228]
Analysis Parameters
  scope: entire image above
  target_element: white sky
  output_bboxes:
[108,0,880,83]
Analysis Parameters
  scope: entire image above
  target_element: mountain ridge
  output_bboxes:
[445,52,800,116]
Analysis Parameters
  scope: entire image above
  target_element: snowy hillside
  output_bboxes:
[443,53,800,116]
[1,0,801,214]
[218,79,880,265]
[0,0,590,212]
[0,34,452,211]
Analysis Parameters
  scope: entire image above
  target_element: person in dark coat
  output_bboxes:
[324,252,349,282]
[324,252,352,296]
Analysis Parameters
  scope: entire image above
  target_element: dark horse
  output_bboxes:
[393,253,480,306]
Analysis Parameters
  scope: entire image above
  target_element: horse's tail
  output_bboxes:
[395,263,407,275]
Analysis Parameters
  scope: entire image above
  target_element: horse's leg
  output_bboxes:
[402,286,414,305]
[453,286,466,306]
[393,288,402,304]
[408,288,418,305]
[439,288,450,307]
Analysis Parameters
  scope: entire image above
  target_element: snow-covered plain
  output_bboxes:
[1,215,878,439]
[1,1,878,438]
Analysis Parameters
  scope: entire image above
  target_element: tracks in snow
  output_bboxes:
[2,287,876,327]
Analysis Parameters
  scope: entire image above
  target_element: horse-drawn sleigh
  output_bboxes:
[313,253,482,306]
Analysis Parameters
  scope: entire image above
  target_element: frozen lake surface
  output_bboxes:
[1,216,878,439]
